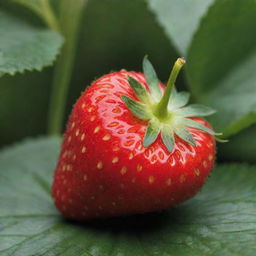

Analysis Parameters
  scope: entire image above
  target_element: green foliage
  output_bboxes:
[187,0,256,136]
[0,10,63,75]
[147,0,214,55]
[1,137,256,255]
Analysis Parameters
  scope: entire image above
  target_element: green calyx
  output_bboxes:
[122,57,218,152]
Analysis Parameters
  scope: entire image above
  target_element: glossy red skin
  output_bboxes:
[52,71,215,220]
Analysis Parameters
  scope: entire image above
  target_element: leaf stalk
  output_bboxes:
[47,0,87,135]
[154,58,186,120]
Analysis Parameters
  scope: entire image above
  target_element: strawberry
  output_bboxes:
[52,57,217,220]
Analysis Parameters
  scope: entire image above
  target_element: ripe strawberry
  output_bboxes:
[52,57,217,220]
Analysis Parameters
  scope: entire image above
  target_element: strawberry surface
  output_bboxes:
[52,62,216,220]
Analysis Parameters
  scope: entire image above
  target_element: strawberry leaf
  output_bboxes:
[168,88,190,110]
[0,9,63,75]
[142,56,162,101]
[121,96,151,120]
[161,126,175,152]
[175,127,196,146]
[147,0,214,55]
[184,118,216,135]
[143,120,160,147]
[1,137,256,255]
[127,76,151,104]
[175,104,216,117]
[186,0,256,137]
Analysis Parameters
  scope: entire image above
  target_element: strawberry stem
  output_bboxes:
[47,0,87,135]
[154,58,186,120]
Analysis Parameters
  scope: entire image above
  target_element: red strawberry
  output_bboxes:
[52,57,217,220]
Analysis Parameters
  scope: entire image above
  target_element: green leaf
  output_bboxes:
[184,118,215,135]
[147,0,214,55]
[175,104,216,117]
[0,10,63,75]
[161,126,174,152]
[142,56,162,101]
[187,0,256,136]
[122,96,151,120]
[1,137,256,255]
[168,88,190,110]
[175,127,196,146]
[143,120,160,147]
[127,76,151,104]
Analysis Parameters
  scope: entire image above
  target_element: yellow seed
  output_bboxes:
[208,154,213,161]
[81,103,85,109]
[67,136,71,143]
[120,166,127,175]
[81,146,86,153]
[81,133,85,141]
[94,126,101,134]
[83,175,87,181]
[112,157,119,163]
[75,129,80,136]
[194,168,200,176]
[102,134,111,141]
[137,164,143,172]
[129,152,134,160]
[108,121,118,127]
[166,178,172,186]
[72,154,76,161]
[62,165,66,171]
[88,107,93,112]
[180,174,185,183]
[203,160,207,168]
[131,178,136,183]
[97,161,103,169]
[90,115,96,121]
[148,176,155,184]
[66,164,72,171]
[113,146,120,151]
[71,122,75,129]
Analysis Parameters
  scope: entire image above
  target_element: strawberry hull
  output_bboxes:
[52,70,215,220]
